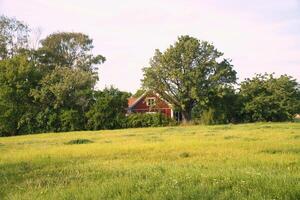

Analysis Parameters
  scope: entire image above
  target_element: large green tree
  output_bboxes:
[142,35,237,122]
[239,74,300,122]
[29,32,106,132]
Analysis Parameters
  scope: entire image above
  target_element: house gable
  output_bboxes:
[128,90,173,118]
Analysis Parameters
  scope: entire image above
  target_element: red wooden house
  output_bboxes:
[127,90,174,118]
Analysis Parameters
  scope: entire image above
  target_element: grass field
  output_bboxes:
[0,123,300,200]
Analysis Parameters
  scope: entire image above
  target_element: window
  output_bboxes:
[146,97,156,106]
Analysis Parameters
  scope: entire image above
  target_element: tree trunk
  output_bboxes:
[181,110,192,123]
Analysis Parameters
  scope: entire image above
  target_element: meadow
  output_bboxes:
[0,123,299,200]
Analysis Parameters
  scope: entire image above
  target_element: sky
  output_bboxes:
[1,0,300,92]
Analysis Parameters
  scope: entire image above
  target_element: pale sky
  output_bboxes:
[1,0,300,92]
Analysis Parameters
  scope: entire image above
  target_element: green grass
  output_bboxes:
[0,123,299,200]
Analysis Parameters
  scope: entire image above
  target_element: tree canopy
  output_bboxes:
[239,74,300,122]
[39,32,105,74]
[142,35,237,122]
[0,15,30,59]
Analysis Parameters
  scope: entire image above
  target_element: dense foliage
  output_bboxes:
[191,87,242,124]
[239,74,300,122]
[0,16,108,136]
[86,87,130,130]
[0,55,40,135]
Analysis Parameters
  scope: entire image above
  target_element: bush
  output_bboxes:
[66,139,93,145]
[126,113,175,128]
[86,87,130,130]
[199,108,215,125]
[179,152,190,158]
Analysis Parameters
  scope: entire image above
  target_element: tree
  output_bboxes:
[0,16,30,59]
[142,35,237,122]
[29,32,106,132]
[239,74,300,122]
[39,32,105,76]
[0,54,41,136]
[86,87,130,130]
[31,67,96,132]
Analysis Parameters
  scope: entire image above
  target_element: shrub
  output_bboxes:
[66,139,93,145]
[126,113,175,128]
[199,108,215,125]
[179,152,190,158]
[86,87,130,130]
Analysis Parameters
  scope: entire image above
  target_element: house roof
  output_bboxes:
[128,97,137,107]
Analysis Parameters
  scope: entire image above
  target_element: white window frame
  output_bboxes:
[146,97,156,106]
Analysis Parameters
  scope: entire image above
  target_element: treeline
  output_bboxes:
[0,16,300,136]
[0,16,129,136]
[190,73,300,124]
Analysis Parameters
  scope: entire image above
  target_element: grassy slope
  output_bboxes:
[0,123,299,200]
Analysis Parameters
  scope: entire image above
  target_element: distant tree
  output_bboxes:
[0,54,41,136]
[239,74,300,122]
[0,15,30,59]
[142,35,237,122]
[86,87,130,130]
[39,32,105,76]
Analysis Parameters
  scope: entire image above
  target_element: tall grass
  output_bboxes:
[0,123,299,199]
